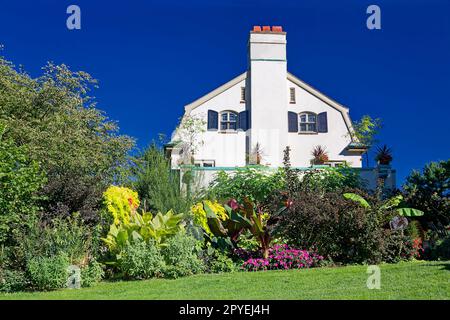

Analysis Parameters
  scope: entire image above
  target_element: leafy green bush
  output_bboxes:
[273,190,391,264]
[116,240,165,280]
[381,231,416,263]
[403,160,450,227]
[433,237,450,260]
[425,236,450,261]
[81,260,104,287]
[4,214,102,292]
[17,214,95,267]
[0,124,46,245]
[282,147,363,194]
[201,248,236,273]
[0,269,28,293]
[161,233,204,279]
[209,167,285,206]
[27,253,69,291]
[131,144,192,214]
[300,167,363,192]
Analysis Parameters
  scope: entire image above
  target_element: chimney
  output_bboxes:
[247,26,288,166]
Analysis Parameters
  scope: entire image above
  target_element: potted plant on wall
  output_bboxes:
[375,145,393,166]
[248,142,265,165]
[311,145,329,165]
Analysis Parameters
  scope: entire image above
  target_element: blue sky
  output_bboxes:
[1,0,449,185]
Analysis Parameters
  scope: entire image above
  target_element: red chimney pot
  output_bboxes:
[262,26,271,32]
[253,26,262,32]
[272,26,283,32]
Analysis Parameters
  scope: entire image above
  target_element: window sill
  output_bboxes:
[298,132,318,135]
[219,130,238,134]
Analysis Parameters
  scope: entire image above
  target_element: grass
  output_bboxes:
[1,260,449,300]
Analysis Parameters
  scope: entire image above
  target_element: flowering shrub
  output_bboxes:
[241,244,323,272]
[103,186,140,225]
[402,238,424,260]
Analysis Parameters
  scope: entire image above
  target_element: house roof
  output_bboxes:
[286,72,353,133]
[345,141,368,152]
[184,72,247,114]
[179,71,356,141]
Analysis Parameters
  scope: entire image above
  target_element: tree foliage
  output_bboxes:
[349,115,382,147]
[0,56,134,222]
[403,160,450,227]
[130,144,191,214]
[0,124,46,245]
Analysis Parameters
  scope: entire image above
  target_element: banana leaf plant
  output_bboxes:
[343,193,424,217]
[202,200,248,244]
[239,198,273,259]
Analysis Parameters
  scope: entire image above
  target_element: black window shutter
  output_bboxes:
[238,111,248,131]
[207,110,218,130]
[288,111,298,132]
[318,112,328,133]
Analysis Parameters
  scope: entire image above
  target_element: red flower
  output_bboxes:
[228,199,240,211]
[285,199,293,209]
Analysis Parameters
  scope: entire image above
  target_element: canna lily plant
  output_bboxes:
[102,210,184,264]
[196,198,277,258]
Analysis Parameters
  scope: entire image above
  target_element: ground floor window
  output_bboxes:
[194,160,215,167]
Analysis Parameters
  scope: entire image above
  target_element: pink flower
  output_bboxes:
[227,199,240,211]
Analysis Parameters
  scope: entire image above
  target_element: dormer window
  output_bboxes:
[299,112,317,133]
[220,111,237,131]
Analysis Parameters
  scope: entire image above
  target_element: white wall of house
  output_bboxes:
[286,79,363,167]
[186,79,247,167]
[173,73,363,168]
[169,27,374,174]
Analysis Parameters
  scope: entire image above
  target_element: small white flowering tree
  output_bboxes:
[176,114,206,165]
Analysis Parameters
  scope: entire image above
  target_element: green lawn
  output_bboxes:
[1,261,449,300]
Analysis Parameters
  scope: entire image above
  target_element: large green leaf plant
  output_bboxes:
[101,186,184,264]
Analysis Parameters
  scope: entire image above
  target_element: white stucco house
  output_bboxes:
[166,26,395,190]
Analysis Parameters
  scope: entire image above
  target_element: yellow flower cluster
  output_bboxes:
[103,186,140,225]
[191,200,228,236]
[206,200,228,221]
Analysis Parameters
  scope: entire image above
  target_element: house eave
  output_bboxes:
[184,72,247,114]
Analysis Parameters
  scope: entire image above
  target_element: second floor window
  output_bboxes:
[220,111,237,130]
[299,112,317,132]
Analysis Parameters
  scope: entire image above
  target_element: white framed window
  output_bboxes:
[220,111,238,131]
[194,160,215,167]
[299,112,317,133]
[289,87,296,103]
[324,160,347,168]
[240,87,246,102]
[203,160,215,167]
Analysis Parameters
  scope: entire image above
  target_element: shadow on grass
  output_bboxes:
[416,260,450,271]
[439,261,450,271]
